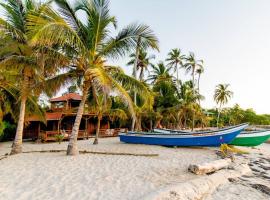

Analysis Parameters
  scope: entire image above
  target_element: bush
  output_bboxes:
[54,134,64,144]
[0,121,16,141]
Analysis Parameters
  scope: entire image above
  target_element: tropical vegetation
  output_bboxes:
[0,0,269,156]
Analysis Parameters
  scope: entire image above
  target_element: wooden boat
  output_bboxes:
[119,124,248,147]
[229,130,270,146]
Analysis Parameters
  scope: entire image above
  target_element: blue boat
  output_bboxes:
[119,123,248,147]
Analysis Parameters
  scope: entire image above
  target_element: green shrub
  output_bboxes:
[54,134,64,144]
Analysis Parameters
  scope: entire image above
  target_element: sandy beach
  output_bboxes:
[0,138,270,200]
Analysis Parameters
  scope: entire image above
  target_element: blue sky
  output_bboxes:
[108,0,270,114]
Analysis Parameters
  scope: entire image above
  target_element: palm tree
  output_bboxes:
[214,84,233,127]
[196,65,204,105]
[88,91,127,145]
[127,49,155,81]
[28,0,157,155]
[129,35,158,131]
[147,62,172,84]
[0,0,60,154]
[127,49,156,131]
[166,48,185,84]
[184,52,203,130]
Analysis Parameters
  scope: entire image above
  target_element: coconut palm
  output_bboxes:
[27,0,157,155]
[147,62,172,84]
[184,52,203,130]
[0,0,62,154]
[127,49,155,81]
[127,49,156,131]
[214,84,233,127]
[196,65,204,105]
[166,48,185,84]
[87,91,127,145]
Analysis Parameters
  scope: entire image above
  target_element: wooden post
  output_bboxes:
[84,117,87,140]
[36,122,41,143]
[57,119,60,135]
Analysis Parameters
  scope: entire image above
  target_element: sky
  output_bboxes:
[1,0,270,114]
[106,0,270,114]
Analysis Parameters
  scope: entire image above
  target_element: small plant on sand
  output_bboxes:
[220,144,248,159]
[55,134,64,144]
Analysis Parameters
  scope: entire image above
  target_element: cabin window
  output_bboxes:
[55,102,64,108]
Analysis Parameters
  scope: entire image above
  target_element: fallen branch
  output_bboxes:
[23,150,65,153]
[22,150,158,157]
[79,150,158,157]
[188,158,232,175]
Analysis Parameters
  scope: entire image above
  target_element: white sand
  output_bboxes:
[0,138,217,200]
[208,144,270,200]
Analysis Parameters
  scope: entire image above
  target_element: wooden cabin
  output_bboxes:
[24,93,125,141]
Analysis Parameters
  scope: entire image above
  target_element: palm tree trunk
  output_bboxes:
[10,95,27,155]
[139,68,144,82]
[176,63,179,84]
[217,104,222,128]
[198,74,201,106]
[67,83,90,155]
[132,38,141,131]
[10,74,29,155]
[93,114,102,145]
[135,115,142,131]
[184,114,187,129]
[191,69,195,131]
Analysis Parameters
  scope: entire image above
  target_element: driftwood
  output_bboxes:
[79,150,158,157]
[188,158,232,175]
[0,155,8,161]
[22,150,158,157]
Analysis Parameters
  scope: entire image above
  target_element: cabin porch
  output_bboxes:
[24,114,126,142]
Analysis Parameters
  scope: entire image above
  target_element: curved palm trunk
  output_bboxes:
[10,95,27,155]
[11,74,29,155]
[67,83,90,155]
[93,114,102,145]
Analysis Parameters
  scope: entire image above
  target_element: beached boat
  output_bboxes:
[229,130,270,146]
[119,124,248,147]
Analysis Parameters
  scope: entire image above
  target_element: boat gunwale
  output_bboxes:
[153,123,248,135]
[236,130,270,138]
[119,124,248,139]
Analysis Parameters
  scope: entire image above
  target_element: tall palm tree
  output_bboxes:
[129,36,158,131]
[184,52,203,130]
[28,0,157,155]
[0,0,60,154]
[127,49,156,131]
[214,84,233,127]
[166,48,185,84]
[196,65,204,105]
[127,49,155,81]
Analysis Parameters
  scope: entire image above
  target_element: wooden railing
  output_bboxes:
[41,128,128,141]
[41,130,89,142]
[99,128,128,137]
